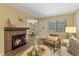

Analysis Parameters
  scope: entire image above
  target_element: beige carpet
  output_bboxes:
[16,45,72,56]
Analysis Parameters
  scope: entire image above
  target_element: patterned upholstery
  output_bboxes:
[43,34,61,53]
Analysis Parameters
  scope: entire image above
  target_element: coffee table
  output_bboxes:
[20,45,51,56]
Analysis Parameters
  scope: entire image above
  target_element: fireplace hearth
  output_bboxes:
[12,34,27,50]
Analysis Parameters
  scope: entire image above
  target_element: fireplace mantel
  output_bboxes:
[4,27,29,31]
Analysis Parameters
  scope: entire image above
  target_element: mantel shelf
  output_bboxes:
[4,27,29,31]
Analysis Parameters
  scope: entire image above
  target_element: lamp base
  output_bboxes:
[68,33,76,38]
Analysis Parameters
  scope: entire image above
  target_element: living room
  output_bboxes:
[0,3,79,56]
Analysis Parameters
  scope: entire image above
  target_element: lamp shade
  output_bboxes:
[65,27,77,33]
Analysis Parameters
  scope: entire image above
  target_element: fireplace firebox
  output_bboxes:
[12,34,27,50]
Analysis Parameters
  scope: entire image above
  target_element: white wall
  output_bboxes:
[74,8,79,39]
[38,14,74,39]
[74,9,79,32]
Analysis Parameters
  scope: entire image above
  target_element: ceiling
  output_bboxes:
[9,3,79,18]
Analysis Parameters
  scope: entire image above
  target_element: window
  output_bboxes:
[49,20,66,32]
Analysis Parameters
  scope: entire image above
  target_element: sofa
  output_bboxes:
[67,36,79,56]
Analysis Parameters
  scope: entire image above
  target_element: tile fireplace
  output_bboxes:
[4,27,27,56]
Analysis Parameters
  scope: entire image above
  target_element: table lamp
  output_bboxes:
[65,27,77,38]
